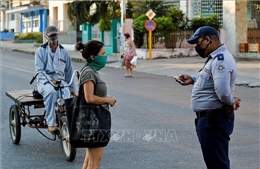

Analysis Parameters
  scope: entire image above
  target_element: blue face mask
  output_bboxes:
[89,55,107,71]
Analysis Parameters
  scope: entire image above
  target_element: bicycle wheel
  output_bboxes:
[9,105,21,144]
[60,116,76,162]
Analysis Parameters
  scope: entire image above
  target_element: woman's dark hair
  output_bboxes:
[75,40,104,62]
[124,33,130,39]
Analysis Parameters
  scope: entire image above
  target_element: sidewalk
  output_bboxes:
[1,40,259,87]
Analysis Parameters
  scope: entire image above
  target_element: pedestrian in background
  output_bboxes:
[175,26,241,169]
[75,40,117,169]
[35,25,77,133]
[123,33,137,77]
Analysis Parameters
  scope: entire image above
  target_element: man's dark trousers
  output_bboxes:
[195,111,234,169]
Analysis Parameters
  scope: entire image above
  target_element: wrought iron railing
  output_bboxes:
[53,19,75,32]
[142,30,194,49]
[248,28,260,43]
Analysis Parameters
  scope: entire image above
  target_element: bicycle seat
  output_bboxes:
[32,89,43,99]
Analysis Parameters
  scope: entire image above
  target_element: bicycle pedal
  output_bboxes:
[60,135,68,141]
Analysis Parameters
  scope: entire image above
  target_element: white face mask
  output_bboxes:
[48,36,59,46]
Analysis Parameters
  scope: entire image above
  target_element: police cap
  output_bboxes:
[187,26,219,44]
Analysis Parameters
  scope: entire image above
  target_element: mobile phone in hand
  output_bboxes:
[173,76,185,85]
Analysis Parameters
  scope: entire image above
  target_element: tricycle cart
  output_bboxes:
[6,70,79,162]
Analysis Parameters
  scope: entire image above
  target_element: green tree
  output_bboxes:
[67,1,121,31]
[129,0,172,19]
[166,7,189,48]
[133,15,175,48]
[154,16,175,48]
[190,14,221,31]
[167,7,189,30]
[98,1,121,31]
[132,7,189,48]
[67,1,93,27]
[132,14,147,33]
[132,14,147,47]
[126,1,134,18]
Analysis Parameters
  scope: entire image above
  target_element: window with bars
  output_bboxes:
[10,14,15,21]
[201,0,223,27]
[248,1,260,28]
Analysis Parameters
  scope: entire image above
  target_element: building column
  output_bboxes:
[5,11,9,31]
[100,31,104,42]
[31,12,34,32]
[43,9,48,31]
[188,0,194,19]
[111,19,119,53]
[14,13,20,33]
[39,10,43,32]
[179,0,188,15]
[82,22,92,43]
[1,11,5,31]
[20,14,23,33]
[223,0,247,57]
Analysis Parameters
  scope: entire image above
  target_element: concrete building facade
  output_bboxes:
[173,0,259,58]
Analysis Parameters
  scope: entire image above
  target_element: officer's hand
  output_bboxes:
[233,97,241,110]
[178,74,193,86]
[70,92,77,97]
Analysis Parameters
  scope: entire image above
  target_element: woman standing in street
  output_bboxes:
[75,40,117,169]
[123,33,137,77]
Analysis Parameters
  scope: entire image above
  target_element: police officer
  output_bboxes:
[176,26,241,169]
[35,25,77,132]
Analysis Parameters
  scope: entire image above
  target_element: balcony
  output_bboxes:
[12,0,41,7]
[22,0,41,6]
[12,1,21,8]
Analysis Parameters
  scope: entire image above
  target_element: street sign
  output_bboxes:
[145,20,156,32]
[146,9,156,20]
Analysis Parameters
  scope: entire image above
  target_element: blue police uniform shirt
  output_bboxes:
[191,44,237,112]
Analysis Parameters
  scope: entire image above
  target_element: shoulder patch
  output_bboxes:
[218,65,225,71]
[216,54,224,60]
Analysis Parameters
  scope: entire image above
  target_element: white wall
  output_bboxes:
[0,11,6,31]
[48,0,72,29]
[223,0,248,56]
[9,20,17,32]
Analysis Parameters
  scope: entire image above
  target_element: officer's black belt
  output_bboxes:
[195,111,207,118]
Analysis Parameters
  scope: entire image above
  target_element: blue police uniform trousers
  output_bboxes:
[195,111,234,169]
[37,82,70,127]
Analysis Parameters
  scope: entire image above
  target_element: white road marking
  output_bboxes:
[1,64,34,74]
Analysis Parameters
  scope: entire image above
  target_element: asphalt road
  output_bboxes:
[1,49,259,169]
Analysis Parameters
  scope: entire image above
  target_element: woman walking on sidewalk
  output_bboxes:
[123,33,137,77]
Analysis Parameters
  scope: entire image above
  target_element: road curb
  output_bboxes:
[2,46,259,88]
[9,48,119,65]
[12,49,35,55]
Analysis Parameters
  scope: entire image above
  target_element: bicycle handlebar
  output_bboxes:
[30,70,80,89]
